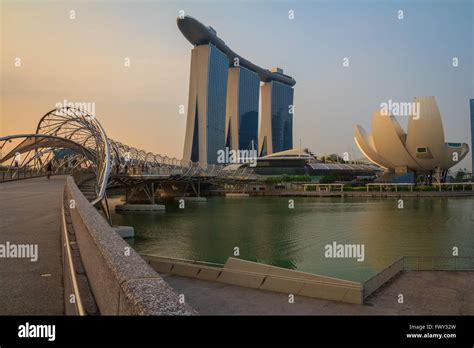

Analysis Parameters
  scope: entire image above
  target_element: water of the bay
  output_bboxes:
[109,196,474,282]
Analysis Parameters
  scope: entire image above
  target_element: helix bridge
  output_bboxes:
[0,107,259,221]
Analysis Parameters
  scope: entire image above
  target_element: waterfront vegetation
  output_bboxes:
[413,186,438,191]
[265,174,311,183]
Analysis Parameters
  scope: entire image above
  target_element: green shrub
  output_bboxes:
[343,186,366,191]
[319,173,337,184]
[414,186,437,191]
[265,174,311,184]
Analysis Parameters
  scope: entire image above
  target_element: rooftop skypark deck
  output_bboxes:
[177,15,296,86]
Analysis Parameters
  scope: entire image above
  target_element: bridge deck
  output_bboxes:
[0,176,66,314]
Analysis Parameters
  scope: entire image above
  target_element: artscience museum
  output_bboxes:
[354,96,469,182]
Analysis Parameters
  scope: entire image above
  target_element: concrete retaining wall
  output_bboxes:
[363,257,404,298]
[224,258,360,286]
[144,255,364,304]
[65,177,195,315]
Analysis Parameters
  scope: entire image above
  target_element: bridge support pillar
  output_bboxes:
[151,182,155,204]
[188,181,200,197]
[123,183,160,205]
[180,181,199,198]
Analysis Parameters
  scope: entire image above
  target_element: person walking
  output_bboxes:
[46,161,53,180]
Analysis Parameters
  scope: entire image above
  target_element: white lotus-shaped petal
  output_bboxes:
[354,97,469,172]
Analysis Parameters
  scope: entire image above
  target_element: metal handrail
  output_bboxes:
[61,189,85,315]
[0,168,71,182]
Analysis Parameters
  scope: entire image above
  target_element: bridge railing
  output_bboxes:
[71,169,96,187]
[0,167,70,182]
[432,182,474,192]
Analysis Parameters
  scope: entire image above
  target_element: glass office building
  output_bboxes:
[258,79,295,157]
[205,45,229,164]
[183,43,229,166]
[224,66,260,151]
[270,81,294,153]
[237,67,259,150]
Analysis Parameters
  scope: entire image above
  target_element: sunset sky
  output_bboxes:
[1,0,473,170]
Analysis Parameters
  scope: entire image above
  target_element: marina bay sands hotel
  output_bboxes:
[178,16,296,166]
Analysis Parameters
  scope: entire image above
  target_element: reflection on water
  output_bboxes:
[109,196,474,282]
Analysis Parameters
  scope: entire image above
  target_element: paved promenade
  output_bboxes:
[0,176,66,314]
[164,271,474,315]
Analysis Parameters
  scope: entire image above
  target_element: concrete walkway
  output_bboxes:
[0,176,66,314]
[163,271,474,315]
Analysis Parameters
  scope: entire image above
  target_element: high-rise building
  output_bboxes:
[470,99,474,178]
[178,15,296,165]
[259,77,294,156]
[182,44,229,165]
[225,66,260,151]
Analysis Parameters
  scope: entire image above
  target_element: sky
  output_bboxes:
[1,0,473,171]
